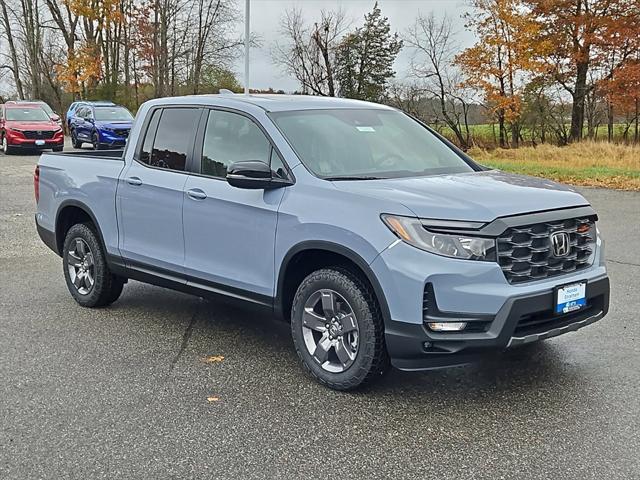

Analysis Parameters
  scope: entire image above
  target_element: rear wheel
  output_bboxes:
[62,223,124,307]
[71,129,82,149]
[291,267,389,390]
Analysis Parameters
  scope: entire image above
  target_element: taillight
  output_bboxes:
[34,165,40,203]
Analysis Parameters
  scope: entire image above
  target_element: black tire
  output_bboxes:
[62,223,124,307]
[71,129,82,149]
[291,267,389,390]
[92,132,102,150]
[53,146,63,152]
[1,135,15,155]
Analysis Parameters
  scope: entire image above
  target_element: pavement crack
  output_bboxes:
[608,259,640,267]
[169,301,200,371]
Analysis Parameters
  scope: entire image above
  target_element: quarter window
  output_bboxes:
[201,110,271,178]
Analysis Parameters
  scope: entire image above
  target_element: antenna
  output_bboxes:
[219,89,234,95]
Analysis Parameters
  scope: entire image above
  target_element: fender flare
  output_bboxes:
[275,240,392,325]
[54,199,109,257]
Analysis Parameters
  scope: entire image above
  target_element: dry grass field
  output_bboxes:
[469,142,640,190]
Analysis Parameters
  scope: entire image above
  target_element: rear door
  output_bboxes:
[182,108,289,302]
[116,106,202,276]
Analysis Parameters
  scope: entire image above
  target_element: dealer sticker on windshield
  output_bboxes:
[556,282,587,314]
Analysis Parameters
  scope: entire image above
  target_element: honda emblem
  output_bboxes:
[551,231,570,257]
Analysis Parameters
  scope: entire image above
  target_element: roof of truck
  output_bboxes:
[149,94,395,113]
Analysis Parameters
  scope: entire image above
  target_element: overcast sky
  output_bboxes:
[239,0,475,91]
[0,0,476,95]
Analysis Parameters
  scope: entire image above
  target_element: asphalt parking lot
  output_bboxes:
[1,145,639,479]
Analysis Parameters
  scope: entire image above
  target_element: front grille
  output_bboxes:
[23,130,55,139]
[113,129,129,137]
[497,217,596,284]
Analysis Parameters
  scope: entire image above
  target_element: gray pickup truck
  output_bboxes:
[35,94,609,390]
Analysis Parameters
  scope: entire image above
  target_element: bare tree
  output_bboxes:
[273,8,348,96]
[405,13,472,149]
[0,0,25,98]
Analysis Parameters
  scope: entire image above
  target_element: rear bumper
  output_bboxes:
[36,221,59,255]
[385,276,610,371]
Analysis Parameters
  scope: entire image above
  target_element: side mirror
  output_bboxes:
[226,160,289,189]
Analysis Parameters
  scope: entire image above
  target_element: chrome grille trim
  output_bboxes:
[497,217,596,283]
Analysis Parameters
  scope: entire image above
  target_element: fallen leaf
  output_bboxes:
[202,355,224,364]
[207,396,220,402]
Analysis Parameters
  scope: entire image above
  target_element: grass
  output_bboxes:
[468,142,640,190]
[437,123,633,147]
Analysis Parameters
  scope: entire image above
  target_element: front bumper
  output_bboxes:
[385,276,609,370]
[370,213,609,371]
[98,131,128,148]
[8,137,64,149]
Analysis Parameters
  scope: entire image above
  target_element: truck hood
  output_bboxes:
[332,170,589,222]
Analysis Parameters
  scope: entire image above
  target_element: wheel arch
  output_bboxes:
[55,200,108,258]
[275,241,391,326]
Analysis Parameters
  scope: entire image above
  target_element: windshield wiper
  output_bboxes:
[323,175,387,181]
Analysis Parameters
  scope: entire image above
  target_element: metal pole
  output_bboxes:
[244,0,250,94]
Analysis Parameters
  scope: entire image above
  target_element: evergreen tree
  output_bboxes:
[336,2,403,102]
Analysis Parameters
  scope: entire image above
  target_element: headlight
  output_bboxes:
[381,214,496,261]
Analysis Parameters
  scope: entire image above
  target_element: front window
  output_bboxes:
[6,108,50,122]
[94,106,133,121]
[270,109,475,179]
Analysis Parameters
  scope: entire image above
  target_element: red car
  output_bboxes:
[0,103,64,154]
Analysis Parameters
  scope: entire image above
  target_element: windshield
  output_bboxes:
[6,108,50,122]
[270,109,475,179]
[36,102,54,116]
[94,106,133,121]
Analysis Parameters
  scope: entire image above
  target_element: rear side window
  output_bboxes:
[138,108,200,172]
[139,110,161,165]
[201,110,271,178]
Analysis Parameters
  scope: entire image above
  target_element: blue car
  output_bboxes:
[69,103,134,150]
[66,100,115,129]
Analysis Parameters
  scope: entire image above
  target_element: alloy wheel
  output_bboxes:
[67,238,95,295]
[301,289,359,373]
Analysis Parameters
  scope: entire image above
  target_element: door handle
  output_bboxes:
[186,188,207,200]
[126,176,142,186]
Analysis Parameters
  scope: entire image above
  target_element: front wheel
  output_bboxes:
[71,129,82,149]
[291,268,389,390]
[92,132,102,150]
[62,223,124,307]
[1,135,15,155]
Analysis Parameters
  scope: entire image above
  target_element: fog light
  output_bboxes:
[427,322,467,332]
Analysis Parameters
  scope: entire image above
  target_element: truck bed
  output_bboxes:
[45,149,125,160]
[36,149,127,258]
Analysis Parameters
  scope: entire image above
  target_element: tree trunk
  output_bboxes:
[569,61,589,142]
[607,101,614,142]
[498,110,506,148]
[0,0,25,98]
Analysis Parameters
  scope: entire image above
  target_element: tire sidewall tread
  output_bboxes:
[62,223,122,308]
[291,267,389,391]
